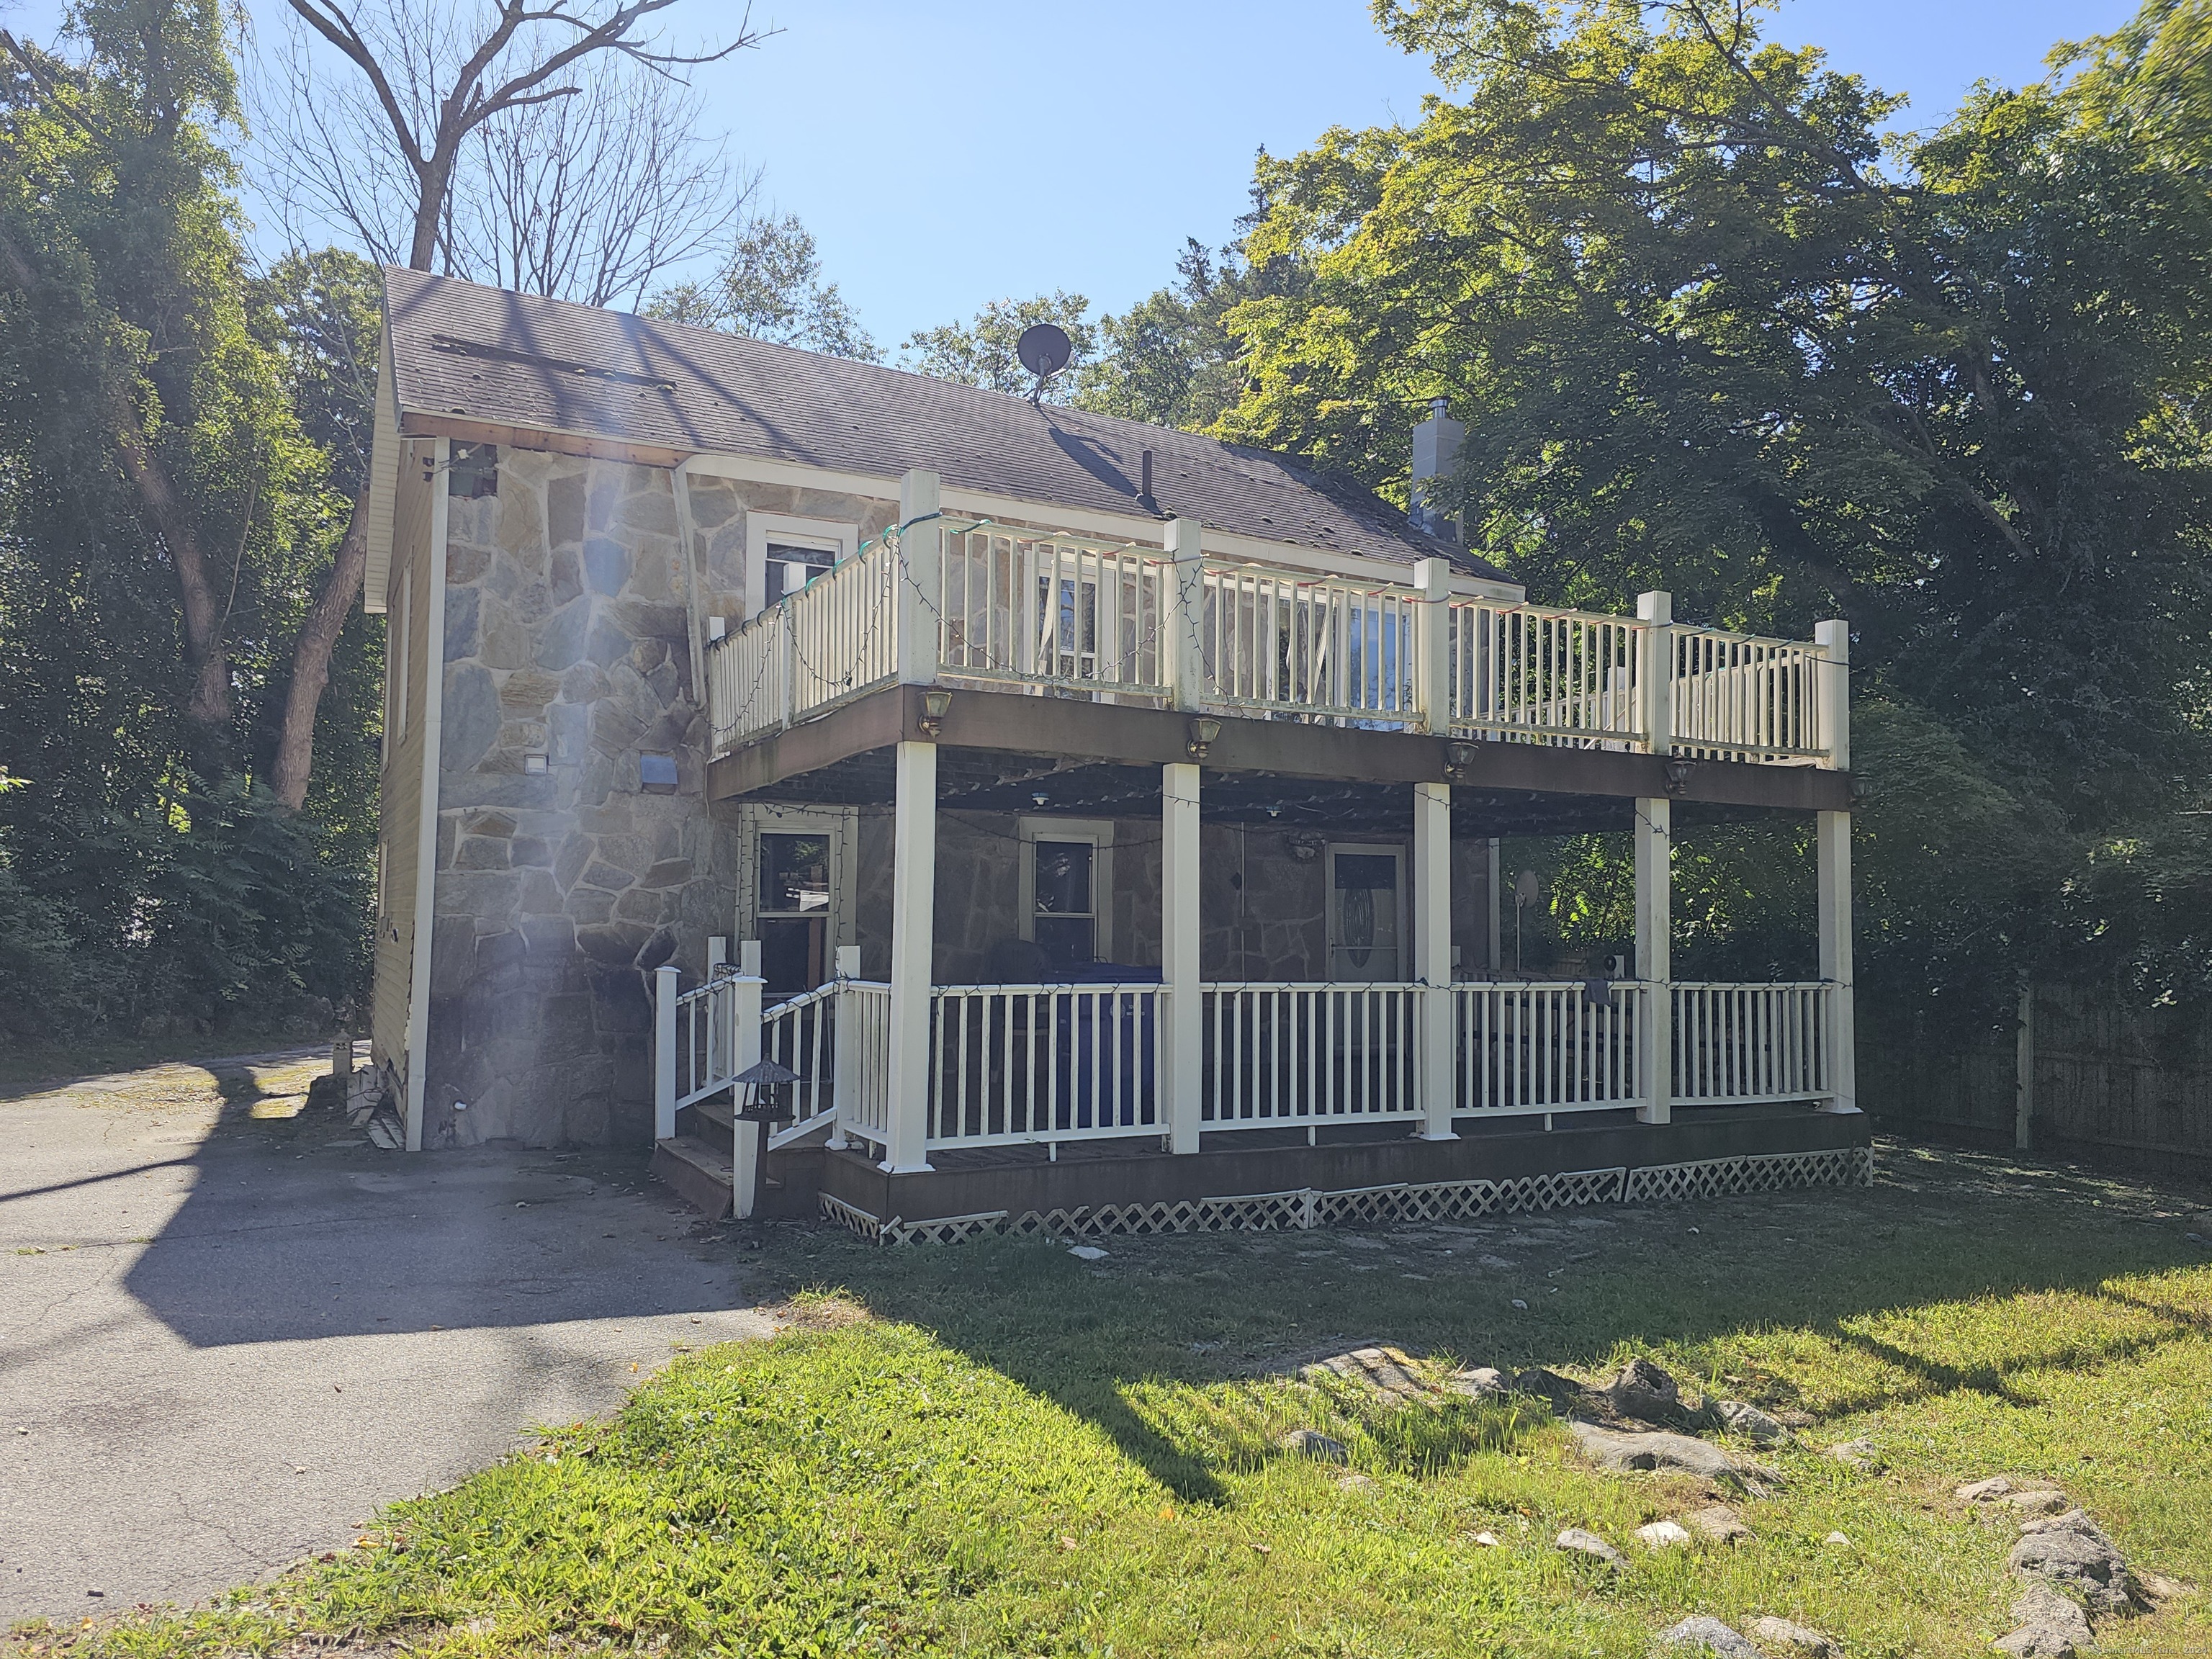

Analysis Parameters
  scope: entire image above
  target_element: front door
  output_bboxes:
[742,807,854,1000]
[1326,845,1405,981]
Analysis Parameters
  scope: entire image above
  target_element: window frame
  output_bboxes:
[1324,840,1408,982]
[743,511,859,619]
[1017,816,1115,966]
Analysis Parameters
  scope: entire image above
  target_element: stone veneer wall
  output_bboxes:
[421,452,897,1148]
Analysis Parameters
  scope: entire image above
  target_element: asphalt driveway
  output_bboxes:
[0,1046,772,1620]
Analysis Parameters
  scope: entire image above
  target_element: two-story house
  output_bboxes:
[362,267,1866,1243]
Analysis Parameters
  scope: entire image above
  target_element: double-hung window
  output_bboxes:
[1019,818,1113,970]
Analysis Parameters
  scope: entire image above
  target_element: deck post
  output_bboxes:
[654,962,678,1142]
[1164,760,1203,1152]
[728,972,764,1218]
[1413,558,1452,733]
[1414,781,1457,1139]
[1815,618,1857,1115]
[1634,796,1672,1125]
[1637,590,1673,755]
[828,945,860,1151]
[896,469,943,685]
[885,739,938,1171]
[1164,518,1203,711]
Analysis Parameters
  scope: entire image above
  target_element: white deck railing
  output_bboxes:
[938,530,1169,692]
[1672,982,1831,1104]
[1447,602,1644,747]
[1200,983,1423,1128]
[925,984,1164,1150]
[760,981,840,1136]
[706,522,1838,768]
[1454,981,1649,1115]
[1671,629,1825,762]
[1200,570,1420,722]
[832,981,894,1150]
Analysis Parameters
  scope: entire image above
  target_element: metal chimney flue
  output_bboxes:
[1138,448,1159,514]
[1411,397,1465,543]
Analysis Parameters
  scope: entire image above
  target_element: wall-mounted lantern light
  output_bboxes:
[1187,716,1223,760]
[918,688,954,738]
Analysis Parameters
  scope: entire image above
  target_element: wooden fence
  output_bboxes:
[1861,982,2212,1171]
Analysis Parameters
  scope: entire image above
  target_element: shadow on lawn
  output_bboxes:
[776,1143,2211,1501]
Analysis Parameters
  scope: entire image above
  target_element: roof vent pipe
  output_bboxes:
[1411,397,1465,544]
[1138,448,1159,515]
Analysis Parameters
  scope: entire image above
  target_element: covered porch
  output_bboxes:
[652,469,1863,1229]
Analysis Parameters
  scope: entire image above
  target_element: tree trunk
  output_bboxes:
[112,404,235,778]
[270,485,372,810]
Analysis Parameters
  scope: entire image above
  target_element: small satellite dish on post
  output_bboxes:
[1017,323,1074,405]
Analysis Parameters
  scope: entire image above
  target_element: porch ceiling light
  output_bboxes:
[1187,716,1223,760]
[1664,756,1696,796]
[918,688,954,738]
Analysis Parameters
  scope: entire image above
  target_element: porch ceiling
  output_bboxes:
[704,684,1851,830]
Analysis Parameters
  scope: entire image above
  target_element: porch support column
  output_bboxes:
[884,739,938,1172]
[1815,616,1856,1115]
[1414,781,1457,1140]
[1163,761,1203,1153]
[727,972,764,1218]
[1635,796,1672,1125]
[896,469,942,684]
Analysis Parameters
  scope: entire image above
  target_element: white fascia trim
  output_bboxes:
[675,449,1526,600]
[403,439,451,1154]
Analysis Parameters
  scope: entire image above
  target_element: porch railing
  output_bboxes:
[665,973,1840,1159]
[925,984,1164,1150]
[1446,603,1643,747]
[1200,983,1423,1128]
[705,518,1839,770]
[1672,981,1831,1105]
[1455,981,1648,1115]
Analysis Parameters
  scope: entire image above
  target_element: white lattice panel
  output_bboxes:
[1624,1146,1873,1204]
[819,1192,884,1242]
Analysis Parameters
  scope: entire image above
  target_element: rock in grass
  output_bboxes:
[1682,1503,1753,1545]
[1610,1357,1683,1421]
[1514,1367,1598,1413]
[1746,1616,1836,1656]
[1635,1520,1694,1550]
[1568,1421,1781,1494]
[1714,1400,1789,1448]
[1652,1615,1762,1656]
[1555,1527,1626,1570]
[1277,1428,1349,1464]
[1827,1437,1882,1471]
[1445,1366,1510,1399]
[1956,1475,2016,1502]
[2002,1489,2071,1517]
[1995,1583,2095,1658]
[1303,1346,1433,1404]
[2010,1509,2141,1615]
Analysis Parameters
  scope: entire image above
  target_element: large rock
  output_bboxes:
[1682,1503,1753,1545]
[1303,1346,1434,1405]
[1651,1616,1761,1657]
[1514,1367,1600,1415]
[2009,1509,2141,1615]
[1746,1616,1835,1657]
[1446,1366,1510,1399]
[1555,1527,1625,1570]
[1714,1400,1789,1448]
[1610,1357,1682,1421]
[1635,1520,1693,1550]
[1827,1437,1882,1472]
[1993,1583,2094,1659]
[1568,1421,1781,1494]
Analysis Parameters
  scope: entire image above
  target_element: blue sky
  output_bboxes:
[2,0,2140,344]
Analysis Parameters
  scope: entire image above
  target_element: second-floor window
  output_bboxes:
[764,541,835,609]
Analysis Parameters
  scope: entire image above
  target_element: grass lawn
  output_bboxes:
[17,1141,2212,1657]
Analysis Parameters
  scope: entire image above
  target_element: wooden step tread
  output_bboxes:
[689,1098,734,1132]
[657,1133,731,1177]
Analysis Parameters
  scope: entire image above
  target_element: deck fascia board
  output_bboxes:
[706,685,1853,813]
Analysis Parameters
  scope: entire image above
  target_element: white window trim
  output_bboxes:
[737,803,859,954]
[1018,817,1115,963]
[1326,841,1408,981]
[743,511,859,619]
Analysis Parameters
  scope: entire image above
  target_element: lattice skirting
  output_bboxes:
[820,1146,1872,1246]
[1623,1145,1874,1203]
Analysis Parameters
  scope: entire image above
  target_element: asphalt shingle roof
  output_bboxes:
[382,267,1503,578]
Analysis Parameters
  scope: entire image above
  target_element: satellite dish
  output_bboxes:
[1017,323,1074,379]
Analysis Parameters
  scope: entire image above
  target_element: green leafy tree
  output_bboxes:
[647,212,881,360]
[900,292,1100,399]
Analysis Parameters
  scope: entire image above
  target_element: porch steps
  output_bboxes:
[650,1135,733,1220]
